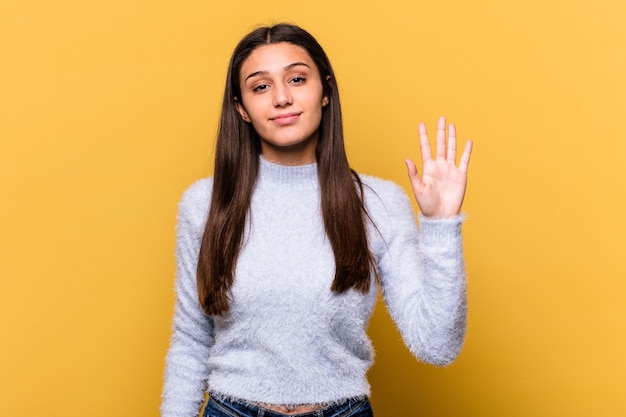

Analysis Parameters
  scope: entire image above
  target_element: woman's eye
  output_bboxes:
[253,84,269,92]
[290,76,306,84]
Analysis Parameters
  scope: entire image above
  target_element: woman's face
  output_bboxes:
[236,42,329,165]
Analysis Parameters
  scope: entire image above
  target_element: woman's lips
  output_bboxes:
[270,112,300,125]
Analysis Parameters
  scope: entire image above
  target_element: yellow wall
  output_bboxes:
[1,1,624,416]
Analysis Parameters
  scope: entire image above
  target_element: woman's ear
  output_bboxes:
[234,98,251,122]
[322,75,331,107]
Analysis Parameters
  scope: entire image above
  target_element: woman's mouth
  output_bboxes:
[270,112,301,125]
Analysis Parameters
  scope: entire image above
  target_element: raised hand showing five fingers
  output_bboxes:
[405,116,473,218]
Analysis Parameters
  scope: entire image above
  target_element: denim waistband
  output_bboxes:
[206,392,372,417]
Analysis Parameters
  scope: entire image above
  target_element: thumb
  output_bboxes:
[405,158,424,193]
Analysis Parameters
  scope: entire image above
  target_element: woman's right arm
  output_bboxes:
[161,182,214,417]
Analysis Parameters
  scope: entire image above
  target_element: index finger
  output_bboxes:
[418,122,433,162]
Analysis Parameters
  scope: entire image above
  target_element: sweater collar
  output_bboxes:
[257,156,319,191]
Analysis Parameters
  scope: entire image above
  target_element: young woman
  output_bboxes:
[161,23,473,417]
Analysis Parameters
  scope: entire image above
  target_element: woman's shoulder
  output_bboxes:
[358,173,411,208]
[181,177,213,200]
[177,177,213,225]
[357,173,417,244]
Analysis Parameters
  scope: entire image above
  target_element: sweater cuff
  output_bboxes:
[418,212,465,246]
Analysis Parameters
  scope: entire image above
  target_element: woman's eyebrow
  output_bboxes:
[284,62,310,71]
[244,62,311,82]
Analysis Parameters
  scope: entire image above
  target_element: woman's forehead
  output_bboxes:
[241,43,316,78]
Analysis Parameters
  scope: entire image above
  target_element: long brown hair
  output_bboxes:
[197,23,378,315]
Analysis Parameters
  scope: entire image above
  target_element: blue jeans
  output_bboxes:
[202,395,374,417]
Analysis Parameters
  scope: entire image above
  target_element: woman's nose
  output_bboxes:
[272,84,292,107]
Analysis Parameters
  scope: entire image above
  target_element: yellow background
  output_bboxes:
[1,0,625,416]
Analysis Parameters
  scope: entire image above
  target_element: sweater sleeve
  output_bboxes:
[161,184,214,417]
[374,183,467,366]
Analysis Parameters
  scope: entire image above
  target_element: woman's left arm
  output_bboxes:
[376,117,473,366]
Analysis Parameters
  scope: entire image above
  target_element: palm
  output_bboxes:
[406,117,473,218]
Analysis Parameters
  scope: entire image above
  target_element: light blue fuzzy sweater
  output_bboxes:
[161,158,467,417]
